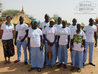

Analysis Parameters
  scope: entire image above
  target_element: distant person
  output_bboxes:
[14,16,28,65]
[0,16,14,64]
[28,20,44,72]
[54,17,62,61]
[57,20,70,68]
[69,18,77,65]
[43,19,57,67]
[70,23,86,72]
[83,18,97,66]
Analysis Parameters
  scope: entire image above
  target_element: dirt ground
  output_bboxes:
[0,39,98,74]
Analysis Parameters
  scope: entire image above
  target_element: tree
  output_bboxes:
[1,10,20,17]
[51,14,59,23]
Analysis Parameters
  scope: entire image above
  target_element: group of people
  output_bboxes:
[0,14,97,72]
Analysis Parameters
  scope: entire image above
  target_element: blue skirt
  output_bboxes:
[31,47,44,68]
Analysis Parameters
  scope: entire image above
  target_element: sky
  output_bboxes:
[0,0,98,25]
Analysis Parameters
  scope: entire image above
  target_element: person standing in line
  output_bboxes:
[43,19,57,67]
[54,17,62,61]
[0,16,15,64]
[83,18,97,66]
[40,14,49,64]
[28,20,44,72]
[14,16,28,65]
[69,18,77,65]
[70,23,86,72]
[57,20,70,68]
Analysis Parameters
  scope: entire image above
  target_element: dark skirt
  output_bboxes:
[2,39,15,57]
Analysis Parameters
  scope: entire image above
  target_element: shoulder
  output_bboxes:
[53,24,57,27]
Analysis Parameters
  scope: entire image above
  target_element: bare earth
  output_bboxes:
[0,39,98,74]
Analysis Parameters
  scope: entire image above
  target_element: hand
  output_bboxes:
[40,45,43,51]
[67,44,69,49]
[20,38,25,42]
[47,41,50,45]
[84,49,86,53]
[50,42,54,47]
[95,43,97,47]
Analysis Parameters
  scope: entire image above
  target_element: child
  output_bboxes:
[70,23,86,72]
[28,20,44,72]
[57,20,70,68]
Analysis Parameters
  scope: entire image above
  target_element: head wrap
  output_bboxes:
[49,19,55,22]
[31,20,39,25]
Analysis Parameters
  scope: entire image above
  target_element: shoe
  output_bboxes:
[37,68,41,72]
[71,67,75,71]
[24,62,28,65]
[57,63,62,68]
[28,68,33,72]
[77,68,81,72]
[64,64,67,69]
[89,63,95,66]
[14,60,20,63]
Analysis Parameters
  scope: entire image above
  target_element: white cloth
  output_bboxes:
[69,24,77,36]
[16,23,28,40]
[83,25,97,42]
[28,27,42,47]
[40,21,49,33]
[58,27,71,45]
[1,22,14,40]
[71,30,86,51]
[43,26,57,43]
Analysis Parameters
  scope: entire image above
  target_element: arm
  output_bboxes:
[83,40,86,53]
[94,32,97,47]
[57,36,60,48]
[20,30,28,42]
[0,30,3,35]
[27,37,30,51]
[40,36,43,51]
[67,35,70,49]
[70,39,73,52]
[15,31,18,45]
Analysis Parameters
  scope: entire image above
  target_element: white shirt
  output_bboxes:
[16,23,28,40]
[58,27,71,45]
[69,24,77,37]
[28,27,42,47]
[54,24,62,42]
[71,30,86,51]
[43,26,57,43]
[40,21,49,33]
[83,25,97,42]
[1,22,14,40]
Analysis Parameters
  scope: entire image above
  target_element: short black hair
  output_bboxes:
[6,16,12,19]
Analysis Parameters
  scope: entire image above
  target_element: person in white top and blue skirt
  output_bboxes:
[70,23,86,72]
[28,20,44,72]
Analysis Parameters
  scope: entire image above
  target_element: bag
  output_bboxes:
[47,46,52,61]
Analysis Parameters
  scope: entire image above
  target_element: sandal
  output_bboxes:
[28,68,33,72]
[14,60,20,63]
[37,68,41,72]
[71,67,75,71]
[77,68,81,72]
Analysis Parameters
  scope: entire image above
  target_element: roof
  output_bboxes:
[11,8,32,25]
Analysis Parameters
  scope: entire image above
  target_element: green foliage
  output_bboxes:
[51,14,59,23]
[1,10,20,17]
